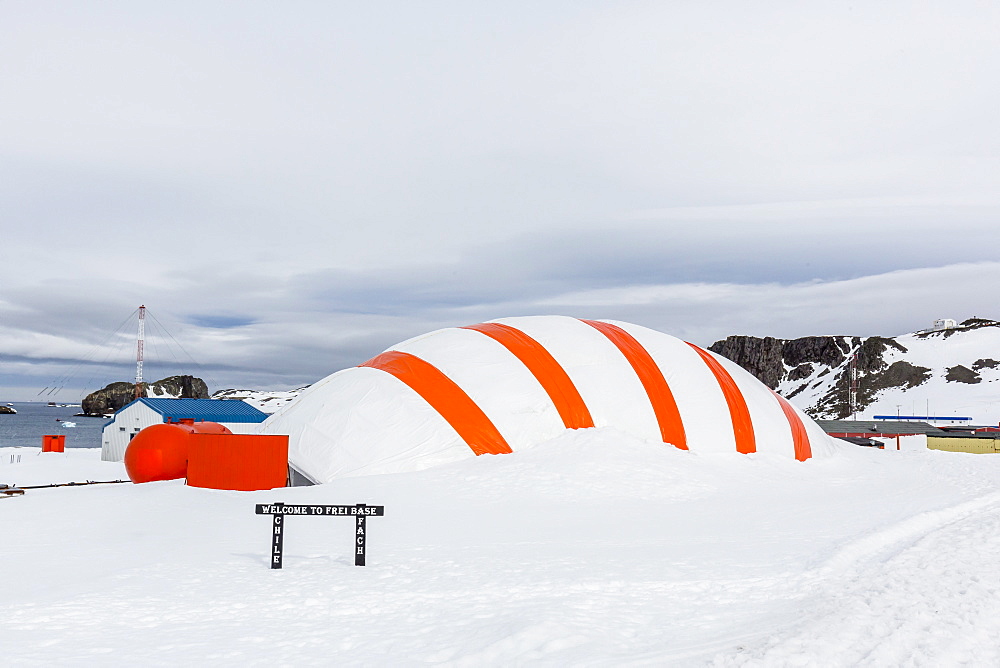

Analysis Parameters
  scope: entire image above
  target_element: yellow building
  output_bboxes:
[927,436,1000,454]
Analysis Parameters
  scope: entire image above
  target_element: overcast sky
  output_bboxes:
[2,1,999,401]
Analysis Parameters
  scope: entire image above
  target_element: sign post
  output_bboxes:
[355,504,367,567]
[271,502,285,569]
[255,503,385,569]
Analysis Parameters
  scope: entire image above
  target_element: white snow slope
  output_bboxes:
[4,432,1000,666]
[212,387,307,414]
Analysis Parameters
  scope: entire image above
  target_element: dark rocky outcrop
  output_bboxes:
[781,336,855,369]
[150,375,209,399]
[960,317,999,329]
[787,363,814,382]
[708,334,924,419]
[867,361,933,392]
[0,405,15,414]
[707,336,785,388]
[81,382,135,416]
[710,335,851,417]
[946,365,982,384]
[973,358,1000,371]
[81,375,209,416]
[855,336,908,371]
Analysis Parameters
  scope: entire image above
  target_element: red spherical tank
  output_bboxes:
[124,421,232,483]
[188,420,231,435]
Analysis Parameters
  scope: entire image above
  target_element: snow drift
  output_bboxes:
[261,316,841,482]
[6,435,1000,665]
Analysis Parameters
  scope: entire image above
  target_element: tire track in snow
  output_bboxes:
[713,491,1000,666]
[807,492,1000,580]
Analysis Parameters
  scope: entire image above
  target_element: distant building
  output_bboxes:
[817,419,943,450]
[926,433,1000,454]
[933,318,957,331]
[101,398,269,462]
[873,414,973,426]
[818,419,1000,453]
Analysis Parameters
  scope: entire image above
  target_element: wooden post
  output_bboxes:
[355,504,367,567]
[271,502,284,569]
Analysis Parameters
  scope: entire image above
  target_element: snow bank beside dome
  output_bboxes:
[5,432,1000,665]
[261,316,842,482]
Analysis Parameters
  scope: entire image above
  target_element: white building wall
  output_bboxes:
[101,403,163,462]
[872,433,928,451]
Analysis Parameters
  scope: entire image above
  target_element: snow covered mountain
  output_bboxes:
[710,318,1000,423]
[211,387,309,414]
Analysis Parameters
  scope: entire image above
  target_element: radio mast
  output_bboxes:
[134,305,146,399]
[849,351,858,420]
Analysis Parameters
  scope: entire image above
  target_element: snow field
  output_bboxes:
[722,492,1000,666]
[4,433,1000,665]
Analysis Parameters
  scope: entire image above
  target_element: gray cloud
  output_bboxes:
[2,1,998,400]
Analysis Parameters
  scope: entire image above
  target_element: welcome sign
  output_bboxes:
[255,502,385,568]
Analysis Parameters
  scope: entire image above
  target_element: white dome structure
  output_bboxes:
[262,316,841,483]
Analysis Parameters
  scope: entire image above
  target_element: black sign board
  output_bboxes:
[255,502,385,568]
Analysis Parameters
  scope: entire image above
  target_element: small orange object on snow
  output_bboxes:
[41,435,65,452]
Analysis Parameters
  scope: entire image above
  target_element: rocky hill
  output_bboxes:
[81,375,209,416]
[709,318,1000,422]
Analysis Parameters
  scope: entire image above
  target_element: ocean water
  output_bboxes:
[0,402,105,449]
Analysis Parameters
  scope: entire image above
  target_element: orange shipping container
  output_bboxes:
[42,435,65,452]
[186,434,289,491]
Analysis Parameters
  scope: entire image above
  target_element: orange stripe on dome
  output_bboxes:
[770,389,812,461]
[686,343,757,455]
[581,320,687,449]
[359,351,512,456]
[463,323,595,430]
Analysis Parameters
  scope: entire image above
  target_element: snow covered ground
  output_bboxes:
[4,431,1000,665]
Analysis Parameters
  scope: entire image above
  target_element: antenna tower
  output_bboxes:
[848,351,858,420]
[134,305,146,399]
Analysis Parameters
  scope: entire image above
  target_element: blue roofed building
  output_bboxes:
[101,398,270,462]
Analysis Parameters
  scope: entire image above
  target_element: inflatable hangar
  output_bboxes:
[260,316,841,483]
